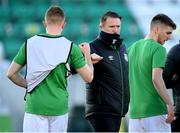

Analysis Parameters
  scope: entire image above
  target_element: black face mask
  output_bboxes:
[99,31,123,46]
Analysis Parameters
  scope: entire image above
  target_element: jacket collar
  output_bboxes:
[99,31,123,49]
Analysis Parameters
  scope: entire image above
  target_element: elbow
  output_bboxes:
[85,75,94,83]
[7,72,11,79]
[7,71,13,80]
[152,77,155,83]
[152,76,157,84]
[152,76,161,87]
[152,72,159,83]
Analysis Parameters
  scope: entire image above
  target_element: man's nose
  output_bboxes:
[113,27,119,34]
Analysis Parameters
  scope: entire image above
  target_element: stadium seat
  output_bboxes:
[0,21,7,38]
[0,6,10,21]
[11,5,36,22]
[0,0,143,60]
[3,38,23,60]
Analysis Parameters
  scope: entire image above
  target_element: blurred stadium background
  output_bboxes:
[0,0,179,132]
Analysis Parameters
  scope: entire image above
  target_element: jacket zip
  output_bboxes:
[115,47,124,116]
[98,87,102,104]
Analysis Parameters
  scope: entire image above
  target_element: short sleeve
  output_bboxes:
[69,44,86,69]
[13,43,26,66]
[152,47,167,68]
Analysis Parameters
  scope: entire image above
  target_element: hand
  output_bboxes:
[91,53,103,64]
[166,104,174,123]
[79,42,90,55]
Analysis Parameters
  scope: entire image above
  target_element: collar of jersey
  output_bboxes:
[38,33,63,38]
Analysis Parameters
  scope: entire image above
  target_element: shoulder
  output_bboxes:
[168,43,180,59]
[128,40,141,52]
[169,43,180,53]
[154,45,166,55]
[27,35,39,42]
[70,43,82,55]
[71,43,79,50]
[149,40,166,54]
[90,38,100,46]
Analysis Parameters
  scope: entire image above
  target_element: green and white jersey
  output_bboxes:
[13,33,86,116]
[26,35,73,92]
[128,39,167,119]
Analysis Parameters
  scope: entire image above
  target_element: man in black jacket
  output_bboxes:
[85,11,130,132]
[163,41,180,132]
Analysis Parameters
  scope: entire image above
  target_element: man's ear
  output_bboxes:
[43,20,47,28]
[155,25,160,34]
[62,21,66,29]
[99,24,102,30]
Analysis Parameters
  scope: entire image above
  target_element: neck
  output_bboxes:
[145,32,158,42]
[46,26,62,35]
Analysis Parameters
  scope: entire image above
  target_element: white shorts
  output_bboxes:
[23,112,68,132]
[129,115,171,132]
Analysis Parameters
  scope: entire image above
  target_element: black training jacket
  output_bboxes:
[85,36,130,118]
[163,43,180,114]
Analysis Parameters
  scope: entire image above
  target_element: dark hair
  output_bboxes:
[100,11,122,24]
[45,5,65,24]
[151,13,176,30]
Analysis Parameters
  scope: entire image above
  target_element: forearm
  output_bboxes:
[153,76,173,106]
[78,43,94,82]
[85,52,94,73]
[8,73,27,88]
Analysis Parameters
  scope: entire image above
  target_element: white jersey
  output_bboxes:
[26,35,72,92]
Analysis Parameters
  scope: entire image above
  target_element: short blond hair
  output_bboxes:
[100,11,121,26]
[45,6,65,25]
